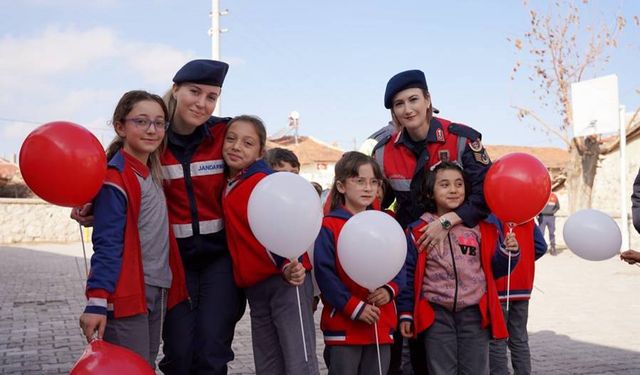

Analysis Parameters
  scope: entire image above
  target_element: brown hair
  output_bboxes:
[265,147,300,170]
[106,90,168,185]
[329,151,383,211]
[227,115,268,153]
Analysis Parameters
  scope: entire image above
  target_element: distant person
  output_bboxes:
[78,90,188,369]
[537,191,559,255]
[265,147,301,174]
[489,222,547,375]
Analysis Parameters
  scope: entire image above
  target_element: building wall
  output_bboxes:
[0,198,82,243]
[590,138,640,248]
[300,163,336,190]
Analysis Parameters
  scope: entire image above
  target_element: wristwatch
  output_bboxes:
[439,217,452,230]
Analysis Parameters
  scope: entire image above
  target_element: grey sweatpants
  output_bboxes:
[103,284,165,369]
[489,300,531,375]
[423,304,490,375]
[323,344,391,375]
[245,273,319,375]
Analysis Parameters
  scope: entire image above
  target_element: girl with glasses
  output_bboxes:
[79,90,188,369]
[314,151,404,375]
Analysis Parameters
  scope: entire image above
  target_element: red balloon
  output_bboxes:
[483,152,551,226]
[19,121,106,207]
[70,339,155,375]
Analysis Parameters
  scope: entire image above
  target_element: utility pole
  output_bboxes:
[289,111,300,145]
[209,0,228,116]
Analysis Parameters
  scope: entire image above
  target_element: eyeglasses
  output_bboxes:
[124,117,169,131]
[347,177,381,189]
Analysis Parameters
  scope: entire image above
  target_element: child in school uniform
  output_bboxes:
[220,115,319,375]
[314,151,404,375]
[489,221,546,375]
[265,146,324,312]
[79,90,188,368]
[397,161,520,375]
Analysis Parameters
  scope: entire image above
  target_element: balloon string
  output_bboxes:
[505,222,515,312]
[79,223,88,279]
[295,285,309,362]
[506,251,511,312]
[374,321,382,375]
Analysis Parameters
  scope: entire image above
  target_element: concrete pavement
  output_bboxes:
[1,243,639,374]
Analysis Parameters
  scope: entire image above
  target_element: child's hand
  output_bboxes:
[620,250,640,265]
[400,321,413,338]
[79,313,106,343]
[70,203,94,227]
[283,259,305,286]
[357,304,380,325]
[504,232,519,252]
[367,287,391,306]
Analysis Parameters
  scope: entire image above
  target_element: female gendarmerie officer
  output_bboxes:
[158,60,246,375]
[372,69,492,374]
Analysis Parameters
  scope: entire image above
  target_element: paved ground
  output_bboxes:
[1,243,639,374]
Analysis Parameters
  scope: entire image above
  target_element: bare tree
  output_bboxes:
[510,0,638,212]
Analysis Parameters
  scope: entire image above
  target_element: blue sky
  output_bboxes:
[1,0,638,158]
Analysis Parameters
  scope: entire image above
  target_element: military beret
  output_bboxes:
[173,59,229,87]
[384,69,428,109]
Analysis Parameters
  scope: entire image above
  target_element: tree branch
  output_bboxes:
[511,105,572,146]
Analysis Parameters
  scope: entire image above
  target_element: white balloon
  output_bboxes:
[248,172,323,259]
[562,209,622,261]
[337,210,407,291]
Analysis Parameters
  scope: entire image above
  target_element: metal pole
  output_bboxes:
[210,0,221,116]
[620,105,629,250]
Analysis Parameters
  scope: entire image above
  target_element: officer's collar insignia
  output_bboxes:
[435,128,445,142]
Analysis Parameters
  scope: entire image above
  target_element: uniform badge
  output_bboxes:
[436,128,445,142]
[469,139,483,152]
[438,150,450,162]
[473,150,491,165]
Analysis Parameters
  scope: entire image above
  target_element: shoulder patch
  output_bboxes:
[449,123,481,141]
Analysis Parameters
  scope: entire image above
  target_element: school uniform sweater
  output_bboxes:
[85,150,188,318]
[494,220,547,301]
[222,159,312,288]
[397,214,517,340]
[314,207,405,345]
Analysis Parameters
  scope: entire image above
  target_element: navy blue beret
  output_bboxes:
[173,59,229,87]
[384,69,428,109]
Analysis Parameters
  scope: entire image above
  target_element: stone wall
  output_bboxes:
[0,198,83,243]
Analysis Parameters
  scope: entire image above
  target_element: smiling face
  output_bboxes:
[171,83,221,134]
[391,87,431,138]
[336,163,380,213]
[222,119,264,177]
[114,99,166,164]
[432,168,466,216]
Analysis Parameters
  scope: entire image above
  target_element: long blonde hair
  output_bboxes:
[106,90,168,185]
